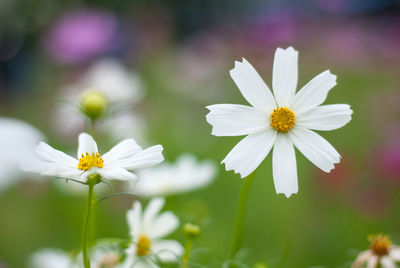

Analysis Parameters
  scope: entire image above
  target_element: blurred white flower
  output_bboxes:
[123,198,183,267]
[206,46,352,198]
[54,58,146,140]
[30,246,123,268]
[133,154,217,197]
[0,117,44,191]
[30,249,74,268]
[352,234,400,268]
[21,132,163,183]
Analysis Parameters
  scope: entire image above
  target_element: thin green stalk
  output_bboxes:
[230,172,256,259]
[82,184,95,268]
[181,238,193,268]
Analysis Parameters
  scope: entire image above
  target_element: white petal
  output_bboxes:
[152,240,183,262]
[289,128,340,173]
[206,104,268,136]
[35,142,78,167]
[77,133,98,158]
[389,247,400,261]
[229,58,276,113]
[143,198,165,227]
[296,104,353,131]
[148,212,179,239]
[272,134,298,198]
[21,162,82,180]
[352,250,372,268]
[102,139,142,163]
[366,255,378,268]
[222,129,277,178]
[127,200,142,239]
[381,256,396,268]
[98,167,137,181]
[114,145,164,170]
[290,70,337,114]
[272,47,298,107]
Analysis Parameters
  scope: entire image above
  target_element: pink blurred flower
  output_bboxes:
[43,9,119,64]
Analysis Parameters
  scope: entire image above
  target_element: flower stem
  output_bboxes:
[229,172,256,259]
[82,184,95,268]
[181,237,193,268]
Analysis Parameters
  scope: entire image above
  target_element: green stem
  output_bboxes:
[230,172,256,259]
[181,237,193,268]
[82,184,95,268]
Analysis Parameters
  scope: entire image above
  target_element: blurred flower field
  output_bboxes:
[1,0,400,267]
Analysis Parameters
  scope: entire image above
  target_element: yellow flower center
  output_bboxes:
[78,152,104,171]
[137,235,151,256]
[369,234,391,256]
[270,107,295,133]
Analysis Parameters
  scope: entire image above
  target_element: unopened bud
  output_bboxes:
[81,89,108,121]
[183,223,200,237]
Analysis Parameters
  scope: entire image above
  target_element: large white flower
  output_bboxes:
[123,198,183,268]
[21,132,163,183]
[352,234,400,268]
[0,117,44,191]
[54,58,145,140]
[132,154,217,197]
[206,47,352,197]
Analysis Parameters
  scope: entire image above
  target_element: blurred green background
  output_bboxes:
[1,0,400,267]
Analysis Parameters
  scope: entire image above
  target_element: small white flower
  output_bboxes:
[132,154,217,197]
[21,132,163,183]
[206,47,352,197]
[123,198,183,267]
[30,249,74,268]
[352,234,400,268]
[54,58,145,140]
[0,117,44,191]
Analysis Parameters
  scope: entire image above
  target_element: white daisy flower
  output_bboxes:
[30,248,74,268]
[123,198,183,267]
[132,154,217,197]
[21,132,163,183]
[206,47,352,197]
[54,58,145,140]
[352,234,400,268]
[30,246,123,268]
[0,117,44,191]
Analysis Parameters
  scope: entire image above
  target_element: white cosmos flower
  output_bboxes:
[54,58,145,140]
[0,117,44,191]
[123,198,183,268]
[21,132,163,183]
[352,234,400,268]
[132,154,217,197]
[30,249,74,268]
[206,47,352,198]
[30,246,123,268]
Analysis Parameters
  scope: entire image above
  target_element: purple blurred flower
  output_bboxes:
[43,9,119,64]
[374,141,400,181]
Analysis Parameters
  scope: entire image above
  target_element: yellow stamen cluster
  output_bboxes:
[137,235,151,256]
[369,234,391,256]
[78,152,104,171]
[270,107,295,133]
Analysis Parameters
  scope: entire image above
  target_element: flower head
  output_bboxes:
[21,133,163,183]
[124,198,183,267]
[54,59,145,140]
[206,47,352,197]
[133,154,217,197]
[352,234,400,268]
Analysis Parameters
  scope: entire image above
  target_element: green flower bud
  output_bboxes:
[81,89,108,121]
[183,223,201,237]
